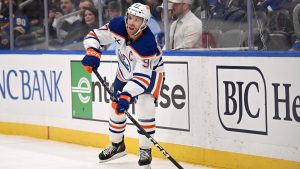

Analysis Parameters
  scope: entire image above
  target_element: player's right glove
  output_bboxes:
[117,92,132,113]
[81,48,101,73]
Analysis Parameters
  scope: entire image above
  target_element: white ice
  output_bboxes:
[0,134,213,169]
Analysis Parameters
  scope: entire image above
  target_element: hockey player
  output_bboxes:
[81,3,164,168]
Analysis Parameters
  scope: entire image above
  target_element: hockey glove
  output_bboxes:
[117,92,132,113]
[81,48,101,73]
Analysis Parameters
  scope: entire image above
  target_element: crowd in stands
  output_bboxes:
[0,0,300,51]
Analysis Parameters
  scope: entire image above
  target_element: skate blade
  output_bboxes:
[140,164,151,169]
[99,151,127,163]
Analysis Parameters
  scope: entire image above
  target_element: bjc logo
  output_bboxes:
[216,66,268,135]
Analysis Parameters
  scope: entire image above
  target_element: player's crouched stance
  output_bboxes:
[81,3,164,169]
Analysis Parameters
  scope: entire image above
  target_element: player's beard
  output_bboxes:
[127,25,139,37]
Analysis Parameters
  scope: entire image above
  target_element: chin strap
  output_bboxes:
[125,14,148,37]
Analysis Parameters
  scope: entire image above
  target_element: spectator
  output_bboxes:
[64,7,99,44]
[107,1,122,21]
[208,0,246,22]
[167,0,203,50]
[193,0,210,19]
[0,15,10,49]
[255,0,293,33]
[76,0,95,27]
[256,0,284,12]
[0,1,29,49]
[145,0,162,21]
[156,2,173,20]
[20,0,44,32]
[49,0,61,10]
[48,0,81,42]
[14,0,78,48]
[78,0,95,14]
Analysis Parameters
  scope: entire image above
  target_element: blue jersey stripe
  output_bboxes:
[109,128,125,134]
[133,73,151,80]
[138,130,155,135]
[138,118,155,123]
[145,71,157,93]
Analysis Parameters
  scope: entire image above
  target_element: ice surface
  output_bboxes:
[0,134,213,169]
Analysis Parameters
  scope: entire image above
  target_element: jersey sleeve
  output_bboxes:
[83,16,126,50]
[14,15,29,35]
[83,23,114,50]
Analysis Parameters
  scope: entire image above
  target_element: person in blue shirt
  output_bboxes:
[290,35,300,51]
[257,0,283,12]
[0,2,29,49]
[208,0,246,21]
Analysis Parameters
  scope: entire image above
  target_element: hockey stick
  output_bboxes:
[92,68,184,169]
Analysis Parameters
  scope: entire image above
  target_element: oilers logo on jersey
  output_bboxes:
[117,49,132,72]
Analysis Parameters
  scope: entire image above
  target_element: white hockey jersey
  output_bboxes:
[83,16,164,98]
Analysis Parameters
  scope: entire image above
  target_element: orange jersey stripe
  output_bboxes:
[117,69,126,82]
[153,73,163,99]
[109,122,126,130]
[141,124,156,129]
[88,32,97,38]
[133,76,150,86]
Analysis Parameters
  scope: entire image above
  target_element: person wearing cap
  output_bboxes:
[168,0,202,50]
[156,2,173,21]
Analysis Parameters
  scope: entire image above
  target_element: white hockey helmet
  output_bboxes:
[126,3,151,35]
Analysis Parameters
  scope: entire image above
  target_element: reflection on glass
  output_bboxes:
[0,0,299,51]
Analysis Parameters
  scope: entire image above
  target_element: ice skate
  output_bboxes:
[99,141,127,163]
[138,148,152,169]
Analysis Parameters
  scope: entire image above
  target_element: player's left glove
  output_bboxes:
[81,48,102,74]
[117,92,132,113]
